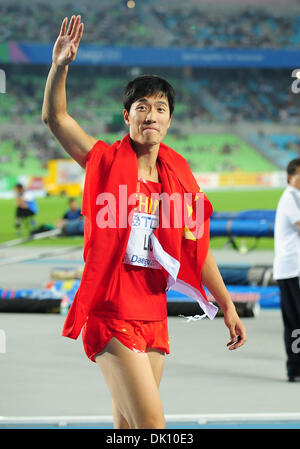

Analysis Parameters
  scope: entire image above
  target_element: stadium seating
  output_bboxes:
[249,133,300,170]
[1,0,300,48]
[1,1,300,175]
[1,65,299,125]
[0,131,277,177]
[1,63,298,174]
[163,134,276,173]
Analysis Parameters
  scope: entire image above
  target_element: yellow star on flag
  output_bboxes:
[183,225,196,241]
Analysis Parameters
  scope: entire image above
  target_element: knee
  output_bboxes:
[112,401,131,429]
[134,413,166,429]
[115,418,131,429]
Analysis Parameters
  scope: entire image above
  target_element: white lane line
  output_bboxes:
[0,412,300,425]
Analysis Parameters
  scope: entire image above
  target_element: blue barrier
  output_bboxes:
[210,210,275,238]
[210,219,274,237]
[3,43,300,68]
[168,286,280,309]
[0,284,279,309]
[49,278,283,309]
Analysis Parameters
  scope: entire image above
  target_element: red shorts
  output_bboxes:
[82,314,170,362]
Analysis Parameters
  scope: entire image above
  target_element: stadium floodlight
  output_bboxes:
[127,0,136,8]
[0,69,5,93]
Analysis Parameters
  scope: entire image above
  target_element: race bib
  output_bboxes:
[123,211,161,269]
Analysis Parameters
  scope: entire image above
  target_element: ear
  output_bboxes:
[123,109,130,126]
[167,113,173,129]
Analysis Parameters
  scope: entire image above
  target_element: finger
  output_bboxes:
[226,327,237,345]
[226,325,245,345]
[59,17,68,36]
[67,15,76,35]
[227,336,241,351]
[228,334,246,350]
[228,339,245,350]
[70,15,81,40]
[73,22,84,46]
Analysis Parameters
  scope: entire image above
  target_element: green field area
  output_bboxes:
[0,188,283,250]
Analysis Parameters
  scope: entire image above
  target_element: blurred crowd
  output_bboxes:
[1,63,299,176]
[1,0,300,48]
[1,1,299,177]
[2,65,299,131]
[1,129,65,170]
[151,5,300,48]
[196,69,300,124]
[0,1,153,46]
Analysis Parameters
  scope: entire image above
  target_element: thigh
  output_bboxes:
[111,348,165,428]
[146,348,165,387]
[111,398,130,429]
[95,337,165,429]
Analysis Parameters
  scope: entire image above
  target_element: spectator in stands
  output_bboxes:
[13,183,38,235]
[56,197,84,236]
[2,1,300,48]
[273,158,300,382]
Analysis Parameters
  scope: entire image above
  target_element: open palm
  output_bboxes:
[52,15,84,66]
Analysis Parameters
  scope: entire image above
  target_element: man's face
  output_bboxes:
[70,200,78,210]
[289,166,300,190]
[14,187,23,195]
[123,93,172,147]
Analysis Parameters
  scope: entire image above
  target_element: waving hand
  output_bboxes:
[52,15,84,66]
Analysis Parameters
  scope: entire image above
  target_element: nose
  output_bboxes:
[145,108,156,122]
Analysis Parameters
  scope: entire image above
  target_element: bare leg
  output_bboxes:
[111,398,131,429]
[95,338,166,429]
[110,347,166,429]
[146,348,165,386]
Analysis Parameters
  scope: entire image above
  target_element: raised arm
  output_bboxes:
[42,15,97,168]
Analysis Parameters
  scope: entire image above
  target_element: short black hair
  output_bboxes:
[123,74,175,116]
[15,183,23,190]
[287,158,300,183]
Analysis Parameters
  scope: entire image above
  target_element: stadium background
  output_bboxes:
[1,0,300,220]
[1,0,300,430]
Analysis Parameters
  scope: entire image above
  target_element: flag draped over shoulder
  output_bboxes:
[62,133,218,340]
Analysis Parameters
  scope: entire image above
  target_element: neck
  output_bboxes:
[131,138,160,180]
